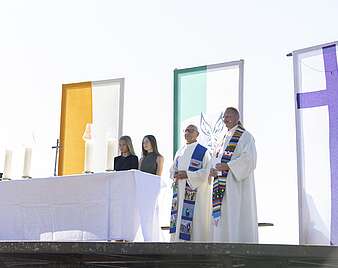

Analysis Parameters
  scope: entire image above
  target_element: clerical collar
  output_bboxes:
[186,141,198,147]
[227,125,239,135]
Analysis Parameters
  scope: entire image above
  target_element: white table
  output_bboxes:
[0,170,161,241]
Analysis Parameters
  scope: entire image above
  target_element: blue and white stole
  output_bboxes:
[170,143,208,241]
[212,125,245,225]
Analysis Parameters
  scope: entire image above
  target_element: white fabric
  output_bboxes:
[211,126,258,243]
[169,142,212,242]
[92,80,122,172]
[0,170,161,241]
[206,65,240,114]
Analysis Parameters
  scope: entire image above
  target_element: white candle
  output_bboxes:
[105,139,115,171]
[3,150,12,179]
[84,140,94,173]
[22,147,32,178]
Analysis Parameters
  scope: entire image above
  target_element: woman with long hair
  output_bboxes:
[139,135,164,176]
[114,135,139,171]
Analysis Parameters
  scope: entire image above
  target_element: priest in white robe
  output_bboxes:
[169,124,212,242]
[210,107,258,243]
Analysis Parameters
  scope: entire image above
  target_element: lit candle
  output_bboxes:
[3,150,12,180]
[105,139,115,171]
[84,140,94,173]
[22,147,32,178]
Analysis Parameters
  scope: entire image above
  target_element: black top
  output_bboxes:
[114,155,139,171]
[140,152,158,175]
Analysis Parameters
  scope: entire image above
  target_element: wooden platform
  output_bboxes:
[0,242,336,267]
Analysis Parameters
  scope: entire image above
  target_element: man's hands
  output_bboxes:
[174,171,188,180]
[215,163,229,172]
[209,163,230,178]
[209,168,218,178]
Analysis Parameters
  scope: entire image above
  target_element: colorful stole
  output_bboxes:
[170,144,207,241]
[212,125,245,224]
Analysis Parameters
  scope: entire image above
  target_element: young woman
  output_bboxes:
[139,135,164,176]
[114,136,139,171]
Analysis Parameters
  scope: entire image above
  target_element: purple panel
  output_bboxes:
[296,44,338,244]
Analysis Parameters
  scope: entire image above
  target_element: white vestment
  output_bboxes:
[211,125,258,243]
[170,141,212,242]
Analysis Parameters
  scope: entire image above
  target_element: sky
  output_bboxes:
[0,0,337,244]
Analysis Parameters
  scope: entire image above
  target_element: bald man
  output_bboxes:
[169,124,212,242]
[210,107,258,243]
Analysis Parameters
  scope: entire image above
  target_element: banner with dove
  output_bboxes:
[173,60,244,157]
[292,41,338,245]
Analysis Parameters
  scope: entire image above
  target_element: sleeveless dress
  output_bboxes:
[140,152,158,175]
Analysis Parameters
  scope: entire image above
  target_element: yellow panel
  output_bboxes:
[58,82,92,175]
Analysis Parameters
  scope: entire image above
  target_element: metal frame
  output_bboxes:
[173,60,244,157]
[290,41,338,244]
[289,41,338,57]
[173,69,179,158]
[292,51,305,244]
[238,59,244,122]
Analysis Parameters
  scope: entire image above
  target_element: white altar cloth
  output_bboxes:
[0,170,161,241]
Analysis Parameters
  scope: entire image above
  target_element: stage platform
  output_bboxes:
[0,242,336,268]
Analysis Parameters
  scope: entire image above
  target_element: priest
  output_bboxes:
[169,124,212,242]
[210,107,258,243]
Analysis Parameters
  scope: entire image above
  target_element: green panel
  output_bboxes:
[173,66,207,157]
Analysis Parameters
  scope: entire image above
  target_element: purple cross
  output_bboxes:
[297,44,338,245]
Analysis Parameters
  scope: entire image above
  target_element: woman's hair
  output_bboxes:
[142,135,161,157]
[119,135,136,155]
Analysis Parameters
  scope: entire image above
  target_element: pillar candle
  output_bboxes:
[84,140,94,173]
[3,150,12,179]
[105,139,115,171]
[22,147,32,178]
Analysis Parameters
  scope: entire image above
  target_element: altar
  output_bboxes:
[0,170,161,242]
